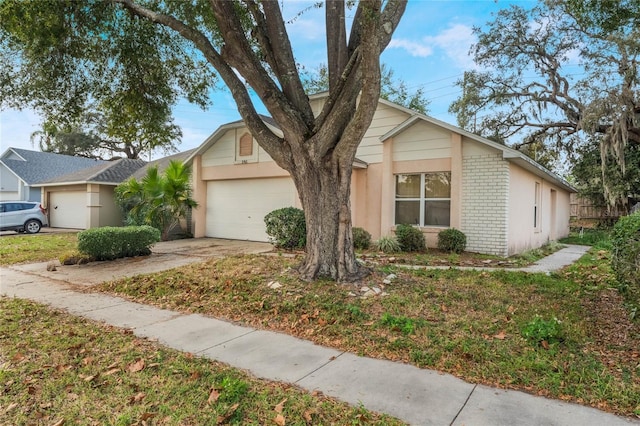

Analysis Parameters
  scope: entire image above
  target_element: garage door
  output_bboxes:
[206,177,298,241]
[49,191,87,229]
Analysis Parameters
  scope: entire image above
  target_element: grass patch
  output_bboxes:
[0,233,78,265]
[94,252,640,418]
[560,228,611,246]
[0,297,404,425]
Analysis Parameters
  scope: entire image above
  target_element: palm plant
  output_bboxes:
[115,160,197,240]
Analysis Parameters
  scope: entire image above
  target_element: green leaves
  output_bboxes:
[115,160,197,240]
[0,0,217,158]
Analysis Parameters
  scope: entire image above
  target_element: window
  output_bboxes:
[534,182,541,230]
[395,172,451,227]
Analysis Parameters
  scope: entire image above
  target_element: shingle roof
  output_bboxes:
[1,148,106,185]
[40,158,147,186]
[131,149,196,181]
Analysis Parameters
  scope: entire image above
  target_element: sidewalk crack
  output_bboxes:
[294,351,346,384]
[450,383,477,426]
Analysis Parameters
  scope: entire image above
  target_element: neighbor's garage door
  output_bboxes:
[49,191,87,229]
[206,177,298,241]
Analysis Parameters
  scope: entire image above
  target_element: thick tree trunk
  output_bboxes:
[290,153,367,282]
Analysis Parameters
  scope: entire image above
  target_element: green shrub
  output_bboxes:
[520,316,563,345]
[77,226,161,261]
[374,236,401,253]
[352,227,372,250]
[437,228,467,253]
[395,224,426,252]
[264,207,306,250]
[611,212,640,312]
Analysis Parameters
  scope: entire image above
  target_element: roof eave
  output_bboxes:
[37,180,121,187]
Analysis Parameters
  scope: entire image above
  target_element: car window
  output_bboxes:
[0,204,5,213]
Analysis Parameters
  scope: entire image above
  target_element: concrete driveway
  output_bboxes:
[9,238,273,287]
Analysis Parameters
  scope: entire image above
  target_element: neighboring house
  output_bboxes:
[187,96,575,256]
[38,158,146,229]
[129,148,196,181]
[0,148,105,202]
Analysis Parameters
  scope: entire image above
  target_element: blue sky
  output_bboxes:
[0,0,536,159]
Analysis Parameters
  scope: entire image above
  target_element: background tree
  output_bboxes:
[571,138,640,210]
[30,112,181,160]
[448,0,640,211]
[303,63,430,114]
[116,160,197,241]
[1,0,407,281]
[0,0,212,160]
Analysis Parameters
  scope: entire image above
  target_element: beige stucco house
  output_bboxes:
[187,95,575,256]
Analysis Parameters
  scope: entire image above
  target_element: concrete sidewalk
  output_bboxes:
[400,244,591,274]
[1,245,638,426]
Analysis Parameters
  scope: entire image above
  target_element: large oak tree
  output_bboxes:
[0,0,407,281]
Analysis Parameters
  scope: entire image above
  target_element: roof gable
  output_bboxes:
[0,148,107,185]
[39,158,147,186]
[377,106,576,193]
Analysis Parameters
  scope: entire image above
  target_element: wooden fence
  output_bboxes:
[570,194,623,220]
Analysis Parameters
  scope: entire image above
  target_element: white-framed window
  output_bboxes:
[395,172,451,227]
[534,181,541,230]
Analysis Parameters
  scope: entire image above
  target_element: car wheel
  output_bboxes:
[24,219,42,234]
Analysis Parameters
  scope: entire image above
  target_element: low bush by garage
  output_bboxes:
[77,226,161,261]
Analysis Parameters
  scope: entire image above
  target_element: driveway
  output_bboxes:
[9,238,273,287]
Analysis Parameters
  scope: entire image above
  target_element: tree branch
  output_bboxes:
[113,0,288,166]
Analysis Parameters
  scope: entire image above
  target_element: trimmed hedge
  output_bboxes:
[611,212,640,312]
[437,228,467,253]
[395,224,426,252]
[264,207,306,250]
[77,226,161,261]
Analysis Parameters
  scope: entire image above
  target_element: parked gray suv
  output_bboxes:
[0,201,49,234]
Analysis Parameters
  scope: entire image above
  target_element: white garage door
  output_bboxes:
[206,177,298,241]
[49,191,87,229]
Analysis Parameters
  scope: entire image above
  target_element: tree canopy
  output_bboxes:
[449,0,640,210]
[1,0,407,281]
[0,0,213,159]
[30,112,181,160]
[303,63,430,114]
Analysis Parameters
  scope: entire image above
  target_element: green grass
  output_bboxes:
[95,251,640,418]
[0,297,405,425]
[560,228,611,246]
[0,233,78,265]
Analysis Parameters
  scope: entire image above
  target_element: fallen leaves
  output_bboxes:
[129,392,146,404]
[128,358,145,373]
[273,398,287,425]
[207,388,220,404]
[216,403,239,424]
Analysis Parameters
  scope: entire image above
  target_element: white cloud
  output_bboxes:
[389,23,478,70]
[388,38,434,57]
[423,24,477,70]
[287,18,325,42]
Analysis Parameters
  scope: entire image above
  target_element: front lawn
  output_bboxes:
[0,232,77,265]
[95,247,640,418]
[0,297,404,425]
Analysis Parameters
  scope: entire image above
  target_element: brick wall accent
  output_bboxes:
[461,153,509,256]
